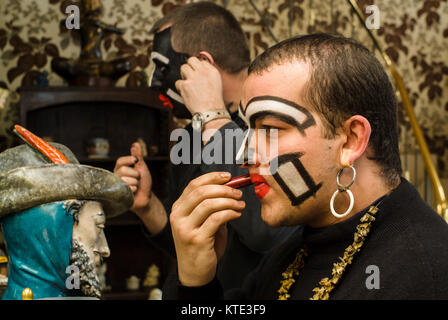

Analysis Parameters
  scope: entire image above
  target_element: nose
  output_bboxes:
[149,66,164,89]
[98,232,110,260]
[236,129,261,168]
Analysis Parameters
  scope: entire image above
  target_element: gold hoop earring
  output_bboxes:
[330,165,356,218]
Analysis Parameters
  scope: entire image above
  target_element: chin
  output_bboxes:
[260,200,305,227]
[260,204,288,227]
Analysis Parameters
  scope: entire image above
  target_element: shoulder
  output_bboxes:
[366,179,448,297]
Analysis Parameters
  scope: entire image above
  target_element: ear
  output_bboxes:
[340,115,371,167]
[198,51,215,65]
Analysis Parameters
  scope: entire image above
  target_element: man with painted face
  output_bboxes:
[149,26,190,119]
[165,34,448,300]
[114,2,297,292]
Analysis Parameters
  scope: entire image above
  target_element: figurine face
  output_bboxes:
[150,27,191,118]
[71,201,110,297]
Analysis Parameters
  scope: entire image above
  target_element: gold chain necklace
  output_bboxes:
[278,204,379,300]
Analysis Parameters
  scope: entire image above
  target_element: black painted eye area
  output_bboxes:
[152,59,168,73]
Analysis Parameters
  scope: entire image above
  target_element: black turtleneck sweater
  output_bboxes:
[166,178,448,299]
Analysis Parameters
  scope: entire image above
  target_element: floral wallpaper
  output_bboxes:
[0,0,448,183]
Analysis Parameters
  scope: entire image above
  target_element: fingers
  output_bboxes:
[199,209,242,236]
[174,183,242,219]
[117,165,140,179]
[180,63,194,80]
[189,196,245,227]
[187,56,204,69]
[114,155,138,172]
[131,142,143,161]
[114,143,144,191]
[172,172,233,212]
[121,176,139,192]
[179,56,212,81]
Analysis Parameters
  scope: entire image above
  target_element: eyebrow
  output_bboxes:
[93,212,105,220]
[250,111,300,128]
[242,96,316,136]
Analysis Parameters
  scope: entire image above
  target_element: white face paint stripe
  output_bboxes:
[236,129,250,163]
[238,103,249,126]
[276,161,309,198]
[150,51,170,65]
[236,99,311,164]
[148,65,155,85]
[166,88,184,104]
[245,99,308,126]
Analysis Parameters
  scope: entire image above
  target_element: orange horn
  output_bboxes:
[13,124,69,164]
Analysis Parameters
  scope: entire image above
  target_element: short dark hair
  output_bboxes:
[249,33,402,186]
[151,1,250,74]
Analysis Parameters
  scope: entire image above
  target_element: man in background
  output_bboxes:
[114,1,297,291]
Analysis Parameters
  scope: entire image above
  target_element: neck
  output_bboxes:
[220,68,247,113]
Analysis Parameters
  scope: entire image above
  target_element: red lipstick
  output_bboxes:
[250,174,270,199]
[225,174,253,189]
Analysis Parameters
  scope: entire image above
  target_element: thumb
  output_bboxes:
[130,142,144,165]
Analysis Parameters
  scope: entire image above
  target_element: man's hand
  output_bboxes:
[114,143,168,234]
[170,172,246,287]
[114,142,152,213]
[175,56,226,115]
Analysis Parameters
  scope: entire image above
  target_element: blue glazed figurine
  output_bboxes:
[0,132,133,299]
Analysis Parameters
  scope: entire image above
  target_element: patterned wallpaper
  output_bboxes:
[0,0,447,180]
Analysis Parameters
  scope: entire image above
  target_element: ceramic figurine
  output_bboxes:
[143,264,160,288]
[148,288,162,300]
[0,125,133,299]
[126,275,140,291]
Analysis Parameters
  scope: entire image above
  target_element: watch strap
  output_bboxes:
[201,109,231,125]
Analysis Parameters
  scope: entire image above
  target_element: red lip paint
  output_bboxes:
[250,174,270,199]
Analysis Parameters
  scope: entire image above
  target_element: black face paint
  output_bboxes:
[150,27,191,119]
[270,152,322,206]
[236,95,317,165]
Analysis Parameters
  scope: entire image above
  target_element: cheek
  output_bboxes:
[164,66,182,86]
[73,223,98,248]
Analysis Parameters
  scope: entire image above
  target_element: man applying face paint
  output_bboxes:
[114,2,298,292]
[166,34,448,300]
[149,27,191,119]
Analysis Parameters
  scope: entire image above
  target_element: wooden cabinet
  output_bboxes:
[19,86,175,299]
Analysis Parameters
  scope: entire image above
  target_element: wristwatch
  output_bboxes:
[191,109,231,132]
